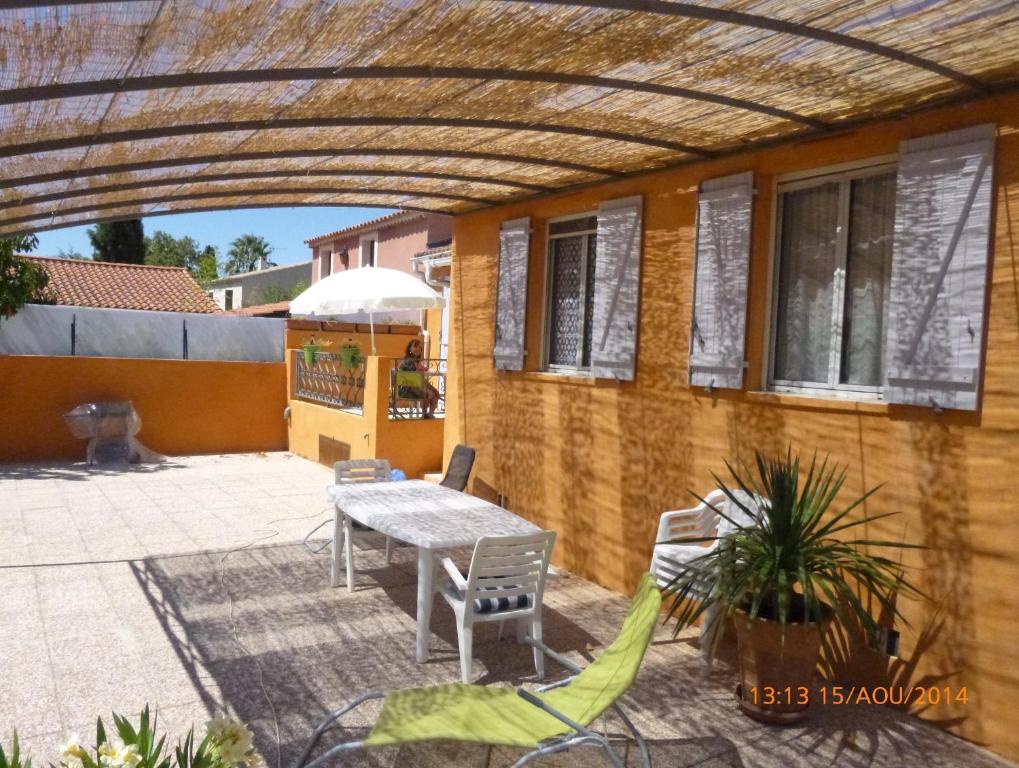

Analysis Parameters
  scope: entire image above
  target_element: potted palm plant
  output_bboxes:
[664,449,921,724]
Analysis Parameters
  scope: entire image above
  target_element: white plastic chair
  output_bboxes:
[651,489,758,655]
[438,530,557,683]
[304,459,395,563]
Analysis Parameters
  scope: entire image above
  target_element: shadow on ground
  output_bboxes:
[0,460,185,482]
[127,539,1009,768]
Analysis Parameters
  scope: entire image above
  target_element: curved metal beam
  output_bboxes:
[0,170,548,211]
[1,0,984,91]
[0,65,827,128]
[0,116,710,159]
[0,187,473,230]
[0,148,623,191]
[511,0,986,92]
[0,202,449,239]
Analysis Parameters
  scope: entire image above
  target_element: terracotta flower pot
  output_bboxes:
[733,599,828,725]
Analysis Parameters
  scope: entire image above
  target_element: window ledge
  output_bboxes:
[520,370,597,386]
[746,390,890,415]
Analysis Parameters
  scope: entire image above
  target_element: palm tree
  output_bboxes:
[224,235,274,275]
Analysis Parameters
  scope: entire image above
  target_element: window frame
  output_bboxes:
[766,158,897,400]
[541,211,599,374]
[359,233,378,267]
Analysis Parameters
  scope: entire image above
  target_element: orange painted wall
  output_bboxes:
[287,353,445,478]
[0,355,287,460]
[446,91,1019,760]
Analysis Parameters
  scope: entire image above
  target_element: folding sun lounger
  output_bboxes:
[293,573,662,768]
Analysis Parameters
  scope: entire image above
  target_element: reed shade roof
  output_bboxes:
[1,0,1018,236]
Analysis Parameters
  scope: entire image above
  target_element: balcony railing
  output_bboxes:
[295,352,365,413]
[389,358,446,419]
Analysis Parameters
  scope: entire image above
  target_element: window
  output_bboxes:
[320,250,331,278]
[360,234,378,267]
[544,215,598,370]
[770,165,896,395]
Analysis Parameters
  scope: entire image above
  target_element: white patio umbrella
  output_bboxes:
[289,266,445,354]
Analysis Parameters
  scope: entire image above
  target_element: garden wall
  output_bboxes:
[0,355,288,461]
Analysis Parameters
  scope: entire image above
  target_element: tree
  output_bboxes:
[0,234,53,321]
[194,245,219,284]
[144,230,202,272]
[224,234,274,275]
[87,220,145,263]
[57,247,88,260]
[255,283,292,304]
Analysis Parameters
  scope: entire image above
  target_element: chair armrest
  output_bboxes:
[440,557,468,591]
[516,688,589,735]
[525,639,584,674]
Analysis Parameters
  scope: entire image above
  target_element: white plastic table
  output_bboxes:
[327,479,540,662]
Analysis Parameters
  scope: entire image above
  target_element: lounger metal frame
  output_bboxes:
[292,640,651,768]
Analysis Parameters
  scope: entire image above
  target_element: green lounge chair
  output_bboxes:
[293,572,662,768]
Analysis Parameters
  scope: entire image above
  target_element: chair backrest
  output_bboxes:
[464,531,556,610]
[334,459,391,484]
[440,444,476,491]
[657,489,728,541]
[539,573,662,727]
[715,489,762,537]
[396,370,425,390]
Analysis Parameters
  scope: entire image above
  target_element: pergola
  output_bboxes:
[1,0,1017,237]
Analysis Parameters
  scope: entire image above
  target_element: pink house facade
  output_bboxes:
[305,211,451,283]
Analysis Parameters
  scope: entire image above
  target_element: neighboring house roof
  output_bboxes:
[23,255,221,314]
[204,260,311,288]
[225,301,291,317]
[413,241,452,261]
[305,211,424,246]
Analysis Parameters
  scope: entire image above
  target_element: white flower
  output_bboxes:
[97,739,140,768]
[205,717,254,766]
[60,734,88,765]
[116,743,141,768]
[97,741,118,767]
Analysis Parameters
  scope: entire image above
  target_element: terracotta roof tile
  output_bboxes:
[24,256,221,314]
[304,211,422,246]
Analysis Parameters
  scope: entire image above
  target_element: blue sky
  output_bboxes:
[33,206,396,266]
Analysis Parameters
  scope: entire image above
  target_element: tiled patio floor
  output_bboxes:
[0,453,1012,768]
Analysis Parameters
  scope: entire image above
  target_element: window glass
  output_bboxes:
[773,183,840,384]
[548,235,585,366]
[841,173,895,386]
[545,216,597,370]
[770,167,896,394]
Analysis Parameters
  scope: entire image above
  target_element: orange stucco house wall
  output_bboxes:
[444,90,1019,761]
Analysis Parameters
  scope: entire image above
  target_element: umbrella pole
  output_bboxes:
[369,311,377,356]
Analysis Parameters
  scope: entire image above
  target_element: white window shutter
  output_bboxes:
[492,216,530,371]
[885,124,995,411]
[689,172,753,389]
[590,196,643,380]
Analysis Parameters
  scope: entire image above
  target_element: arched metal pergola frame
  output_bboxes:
[0,0,1015,236]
